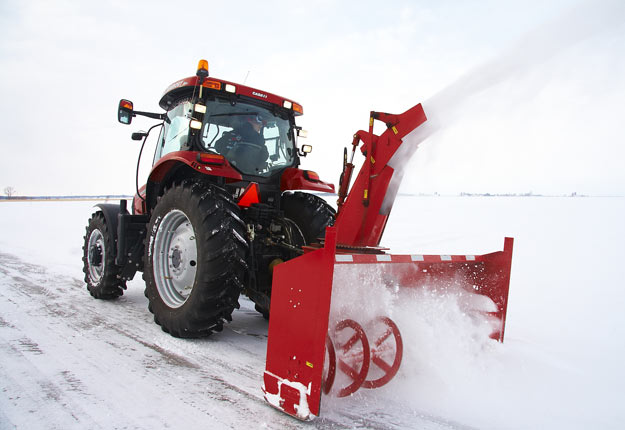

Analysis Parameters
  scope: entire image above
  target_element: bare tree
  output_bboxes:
[4,186,16,198]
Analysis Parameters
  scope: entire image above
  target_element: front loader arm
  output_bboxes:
[334,103,427,247]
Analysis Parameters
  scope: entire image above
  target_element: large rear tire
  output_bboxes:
[143,181,248,338]
[281,191,336,244]
[82,212,126,299]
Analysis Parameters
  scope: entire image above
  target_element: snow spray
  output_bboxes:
[322,263,503,424]
[385,0,625,200]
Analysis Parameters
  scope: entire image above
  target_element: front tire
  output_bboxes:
[143,182,248,338]
[82,212,126,299]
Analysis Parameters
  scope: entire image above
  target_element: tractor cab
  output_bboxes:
[152,97,298,177]
[117,60,329,214]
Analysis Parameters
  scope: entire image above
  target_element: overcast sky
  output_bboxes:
[1,0,624,196]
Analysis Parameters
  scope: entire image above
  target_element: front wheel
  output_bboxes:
[143,182,248,338]
[82,212,126,299]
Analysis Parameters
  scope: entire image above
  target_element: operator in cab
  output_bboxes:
[215,114,269,174]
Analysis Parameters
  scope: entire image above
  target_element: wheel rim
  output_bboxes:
[153,209,198,308]
[87,229,105,283]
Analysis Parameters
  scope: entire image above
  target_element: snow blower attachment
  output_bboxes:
[263,103,514,420]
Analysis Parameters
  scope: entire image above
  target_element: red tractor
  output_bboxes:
[83,60,335,337]
[83,59,513,419]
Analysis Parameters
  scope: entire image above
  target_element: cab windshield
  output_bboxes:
[200,98,296,176]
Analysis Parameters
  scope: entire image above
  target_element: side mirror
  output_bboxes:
[299,144,313,157]
[297,129,308,138]
[131,131,147,141]
[118,99,134,124]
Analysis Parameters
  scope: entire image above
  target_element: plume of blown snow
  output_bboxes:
[385,0,625,199]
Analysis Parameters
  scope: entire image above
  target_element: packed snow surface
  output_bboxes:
[1,196,624,429]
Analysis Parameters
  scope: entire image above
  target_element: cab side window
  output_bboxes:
[162,114,189,155]
[153,102,192,163]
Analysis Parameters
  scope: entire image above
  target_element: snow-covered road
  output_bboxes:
[1,196,624,429]
[0,251,292,429]
[0,249,458,429]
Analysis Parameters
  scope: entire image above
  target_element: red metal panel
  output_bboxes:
[263,228,338,419]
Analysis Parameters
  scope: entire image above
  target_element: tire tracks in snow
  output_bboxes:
[0,251,467,429]
[0,252,331,429]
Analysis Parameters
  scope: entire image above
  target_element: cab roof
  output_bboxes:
[159,75,303,116]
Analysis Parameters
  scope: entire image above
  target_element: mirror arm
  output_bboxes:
[134,110,166,121]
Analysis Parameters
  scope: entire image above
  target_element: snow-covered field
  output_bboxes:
[1,196,624,429]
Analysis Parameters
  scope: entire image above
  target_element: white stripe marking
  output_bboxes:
[441,255,452,261]
[411,255,424,261]
[335,255,353,262]
[376,255,392,262]
[466,255,476,261]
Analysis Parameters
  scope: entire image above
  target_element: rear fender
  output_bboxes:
[143,151,244,210]
[133,186,146,215]
[149,151,243,183]
[280,167,335,193]
[93,202,131,267]
[93,202,128,242]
